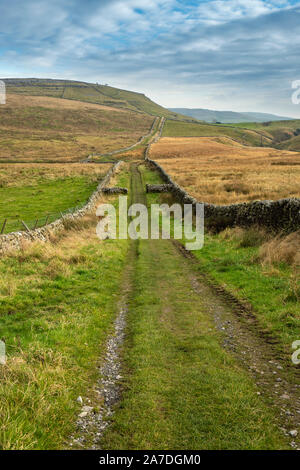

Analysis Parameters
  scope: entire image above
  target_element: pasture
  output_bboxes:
[0,163,111,232]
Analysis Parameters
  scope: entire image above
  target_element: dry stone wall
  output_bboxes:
[101,187,128,194]
[146,184,174,193]
[0,161,124,255]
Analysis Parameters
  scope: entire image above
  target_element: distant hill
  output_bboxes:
[168,107,293,123]
[2,78,194,120]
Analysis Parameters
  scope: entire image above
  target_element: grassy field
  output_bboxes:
[150,137,300,203]
[0,94,153,162]
[0,163,110,232]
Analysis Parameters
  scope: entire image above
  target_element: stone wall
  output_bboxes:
[146,183,174,193]
[145,157,300,232]
[101,187,128,194]
[0,161,124,255]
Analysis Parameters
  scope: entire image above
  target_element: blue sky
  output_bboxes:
[1,0,300,116]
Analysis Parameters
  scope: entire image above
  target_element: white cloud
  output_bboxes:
[194,0,288,25]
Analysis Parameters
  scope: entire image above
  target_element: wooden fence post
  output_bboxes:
[21,220,30,232]
[0,219,7,234]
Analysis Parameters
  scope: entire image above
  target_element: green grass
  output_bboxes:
[162,119,269,146]
[224,120,300,148]
[277,134,300,151]
[0,176,99,233]
[0,216,129,449]
[191,233,300,353]
[228,119,300,132]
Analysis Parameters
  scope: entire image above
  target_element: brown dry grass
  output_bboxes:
[219,227,300,269]
[150,137,300,204]
[5,93,126,113]
[259,230,300,267]
[118,147,146,160]
[0,93,153,162]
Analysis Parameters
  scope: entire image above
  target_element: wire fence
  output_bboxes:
[0,201,88,235]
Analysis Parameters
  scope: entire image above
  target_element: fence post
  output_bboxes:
[21,220,30,232]
[1,219,7,234]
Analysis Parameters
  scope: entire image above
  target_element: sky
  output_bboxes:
[1,0,300,116]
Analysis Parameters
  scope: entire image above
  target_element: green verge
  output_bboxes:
[0,213,129,449]
[191,234,300,353]
[102,164,288,450]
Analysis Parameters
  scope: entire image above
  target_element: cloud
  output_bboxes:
[194,0,284,25]
[1,0,300,115]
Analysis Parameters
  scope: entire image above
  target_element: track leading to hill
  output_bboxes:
[83,117,163,163]
[83,163,299,450]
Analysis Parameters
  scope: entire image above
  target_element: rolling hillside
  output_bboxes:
[228,120,300,150]
[3,78,194,120]
[0,93,154,162]
[163,118,300,150]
